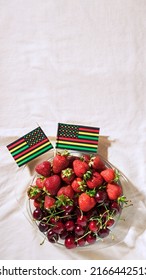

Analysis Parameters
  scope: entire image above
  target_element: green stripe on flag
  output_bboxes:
[78,135,99,140]
[56,143,97,152]
[11,144,29,156]
[17,145,53,167]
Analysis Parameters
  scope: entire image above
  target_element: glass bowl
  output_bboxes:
[17,150,134,250]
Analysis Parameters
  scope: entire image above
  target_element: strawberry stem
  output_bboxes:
[83,170,92,181]
[113,169,120,182]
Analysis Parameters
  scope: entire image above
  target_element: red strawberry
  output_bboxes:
[90,155,105,171]
[44,196,56,209]
[86,171,103,189]
[33,198,41,208]
[36,177,45,189]
[78,193,96,212]
[81,154,91,163]
[57,185,74,199]
[44,175,61,195]
[27,185,41,200]
[100,168,115,183]
[61,168,75,184]
[71,177,86,193]
[35,161,51,177]
[106,183,122,200]
[52,152,69,174]
[73,159,89,178]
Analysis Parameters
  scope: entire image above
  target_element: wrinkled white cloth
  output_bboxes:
[0,0,146,260]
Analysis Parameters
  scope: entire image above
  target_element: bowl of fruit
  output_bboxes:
[26,150,132,249]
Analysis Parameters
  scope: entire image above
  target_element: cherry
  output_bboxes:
[65,220,75,231]
[110,201,121,215]
[86,233,96,244]
[106,218,115,228]
[38,221,49,232]
[97,206,108,217]
[53,221,65,234]
[74,207,82,217]
[74,225,85,236]
[59,230,68,240]
[65,236,77,249]
[98,228,110,238]
[61,205,74,214]
[86,208,98,219]
[77,237,86,247]
[103,199,110,207]
[32,208,43,220]
[49,217,60,224]
[68,155,79,167]
[76,215,88,227]
[73,197,79,207]
[47,230,59,243]
[95,190,108,203]
[88,220,100,232]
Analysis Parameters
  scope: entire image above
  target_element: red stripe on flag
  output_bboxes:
[79,127,99,133]
[14,138,49,159]
[7,138,25,150]
[57,136,98,144]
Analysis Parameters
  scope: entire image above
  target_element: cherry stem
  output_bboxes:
[75,230,91,242]
[40,236,46,245]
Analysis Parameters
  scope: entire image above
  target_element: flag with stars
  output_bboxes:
[56,123,100,153]
[7,127,53,167]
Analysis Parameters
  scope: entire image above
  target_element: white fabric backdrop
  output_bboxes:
[0,0,146,260]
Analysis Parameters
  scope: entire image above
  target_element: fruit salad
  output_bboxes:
[27,150,128,249]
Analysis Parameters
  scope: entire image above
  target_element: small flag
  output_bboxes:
[56,123,100,153]
[7,127,53,167]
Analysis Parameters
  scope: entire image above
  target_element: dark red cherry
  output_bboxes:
[86,233,96,244]
[32,208,43,220]
[76,215,88,227]
[77,237,86,247]
[65,220,75,231]
[38,221,49,232]
[98,228,110,238]
[65,236,77,249]
[74,225,85,236]
[95,190,108,203]
[47,230,59,243]
[88,220,100,232]
[53,221,65,234]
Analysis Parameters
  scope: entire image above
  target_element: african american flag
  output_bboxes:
[56,123,100,153]
[7,127,53,167]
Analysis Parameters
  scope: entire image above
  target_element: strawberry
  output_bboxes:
[81,154,91,163]
[106,183,122,200]
[78,193,96,212]
[100,168,115,182]
[73,159,89,178]
[44,196,56,209]
[27,185,41,200]
[35,161,51,177]
[33,198,42,208]
[57,185,74,199]
[52,151,69,174]
[86,171,103,189]
[44,175,61,195]
[61,168,75,184]
[71,177,86,193]
[89,155,105,171]
[36,177,45,189]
